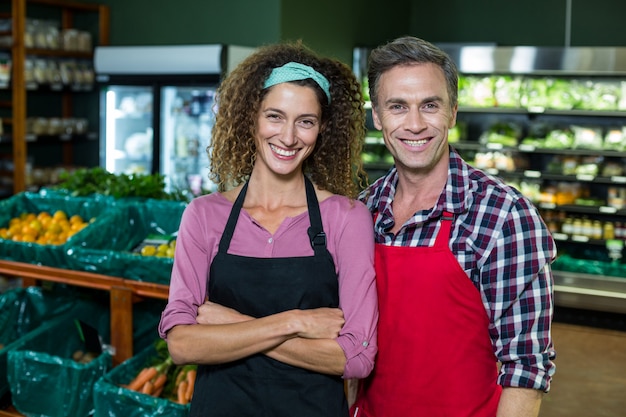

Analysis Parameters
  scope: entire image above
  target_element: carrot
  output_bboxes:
[127,367,158,391]
[175,367,186,385]
[141,380,154,395]
[177,380,189,404]
[152,373,168,393]
[184,368,196,402]
[152,385,164,398]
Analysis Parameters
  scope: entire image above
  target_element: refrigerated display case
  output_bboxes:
[94,44,255,195]
[354,45,626,314]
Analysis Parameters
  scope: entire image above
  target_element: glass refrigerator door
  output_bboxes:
[100,85,154,175]
[160,85,218,195]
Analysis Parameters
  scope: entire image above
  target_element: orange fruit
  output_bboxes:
[22,234,36,243]
[47,222,63,235]
[69,214,84,224]
[37,211,51,221]
[53,210,68,221]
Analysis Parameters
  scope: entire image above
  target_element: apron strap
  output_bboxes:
[304,176,328,256]
[218,181,249,254]
[434,211,454,248]
[218,177,328,256]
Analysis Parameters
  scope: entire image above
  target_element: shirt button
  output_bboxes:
[362,341,369,347]
[268,237,273,243]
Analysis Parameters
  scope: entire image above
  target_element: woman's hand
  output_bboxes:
[294,308,345,339]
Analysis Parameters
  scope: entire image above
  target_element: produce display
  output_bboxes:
[479,121,522,147]
[475,119,626,153]
[54,167,191,201]
[122,340,196,405]
[133,234,177,258]
[458,75,626,112]
[0,210,92,245]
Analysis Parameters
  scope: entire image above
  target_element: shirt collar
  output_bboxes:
[368,146,470,221]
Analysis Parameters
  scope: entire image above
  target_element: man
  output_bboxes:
[351,36,557,417]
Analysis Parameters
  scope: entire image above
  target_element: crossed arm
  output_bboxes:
[165,301,347,375]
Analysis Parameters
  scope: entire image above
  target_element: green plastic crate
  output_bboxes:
[67,198,187,284]
[0,286,77,398]
[6,298,113,417]
[0,190,117,269]
[93,344,189,417]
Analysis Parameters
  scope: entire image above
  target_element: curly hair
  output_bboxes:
[208,41,368,198]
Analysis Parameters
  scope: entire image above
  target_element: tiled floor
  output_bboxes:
[539,309,626,417]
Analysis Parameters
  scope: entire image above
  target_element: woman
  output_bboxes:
[158,41,378,416]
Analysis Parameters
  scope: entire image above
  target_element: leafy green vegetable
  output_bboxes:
[54,167,192,201]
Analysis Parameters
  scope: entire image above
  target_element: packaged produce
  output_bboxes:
[521,77,550,110]
[545,78,581,110]
[478,121,522,147]
[577,80,621,111]
[601,162,624,177]
[458,76,496,107]
[571,125,604,150]
[493,75,522,108]
[603,127,626,151]
[544,129,575,149]
[574,156,603,176]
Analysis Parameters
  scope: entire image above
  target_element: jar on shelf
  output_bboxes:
[607,187,626,210]
[604,222,615,240]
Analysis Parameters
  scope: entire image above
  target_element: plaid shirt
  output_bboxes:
[360,147,557,392]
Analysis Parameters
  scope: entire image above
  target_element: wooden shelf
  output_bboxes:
[0,259,169,366]
[0,258,169,416]
[8,0,110,195]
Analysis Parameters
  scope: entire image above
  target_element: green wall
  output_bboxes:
[78,0,411,65]
[80,0,281,47]
[408,0,626,47]
[80,0,626,64]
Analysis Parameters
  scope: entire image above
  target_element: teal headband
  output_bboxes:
[263,62,331,103]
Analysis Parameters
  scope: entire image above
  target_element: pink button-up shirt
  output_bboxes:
[158,192,378,379]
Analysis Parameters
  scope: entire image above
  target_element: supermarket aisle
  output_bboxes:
[539,314,626,417]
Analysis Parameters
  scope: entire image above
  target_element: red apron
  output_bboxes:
[352,213,501,417]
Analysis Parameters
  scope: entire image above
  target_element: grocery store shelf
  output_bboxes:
[459,105,626,118]
[0,259,169,365]
[553,270,626,314]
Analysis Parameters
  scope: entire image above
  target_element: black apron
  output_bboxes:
[189,176,348,417]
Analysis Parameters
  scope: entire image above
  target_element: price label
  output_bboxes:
[524,170,542,178]
[486,143,504,150]
[518,144,536,152]
[611,176,626,183]
[599,206,618,214]
[365,136,383,145]
[552,233,568,241]
[571,235,589,242]
[576,174,595,182]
